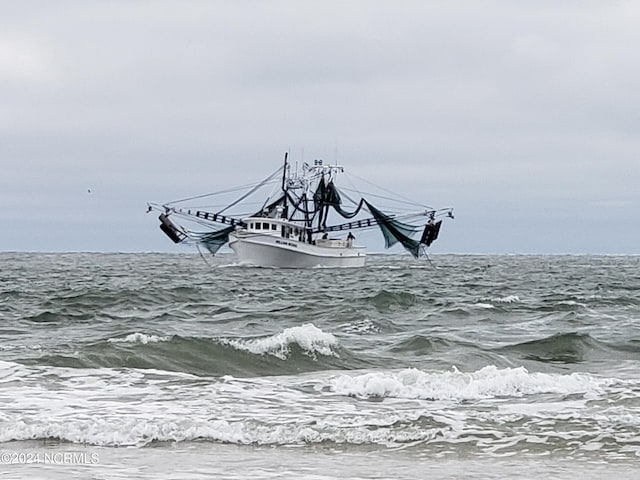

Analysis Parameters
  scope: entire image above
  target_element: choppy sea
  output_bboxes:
[1,252,639,479]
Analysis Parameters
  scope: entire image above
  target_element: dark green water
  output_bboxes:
[1,253,639,478]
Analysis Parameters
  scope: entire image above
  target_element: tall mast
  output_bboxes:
[281,152,288,219]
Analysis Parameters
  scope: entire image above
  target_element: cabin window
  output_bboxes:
[262,222,269,230]
[271,224,277,231]
[249,223,254,229]
[255,223,261,230]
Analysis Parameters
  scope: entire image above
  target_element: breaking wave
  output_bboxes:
[324,365,608,400]
[1,361,635,454]
[23,325,357,377]
[1,418,445,447]
[225,323,338,359]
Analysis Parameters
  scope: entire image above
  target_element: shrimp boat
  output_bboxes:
[148,153,453,268]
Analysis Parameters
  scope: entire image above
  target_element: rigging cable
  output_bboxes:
[166,181,269,205]
[340,186,432,210]
[345,171,431,209]
[166,166,283,206]
[217,166,284,214]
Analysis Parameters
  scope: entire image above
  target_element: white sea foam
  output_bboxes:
[0,360,29,382]
[340,319,380,334]
[559,300,588,308]
[227,323,338,359]
[1,362,639,453]
[107,333,170,344]
[0,417,443,447]
[217,262,247,269]
[493,295,521,304]
[0,343,42,352]
[325,366,607,401]
[473,303,495,309]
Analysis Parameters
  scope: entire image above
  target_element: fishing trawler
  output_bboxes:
[148,153,453,268]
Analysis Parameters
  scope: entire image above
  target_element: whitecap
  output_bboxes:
[340,319,380,334]
[0,343,43,352]
[473,303,495,309]
[559,300,588,308]
[493,295,521,303]
[226,323,338,359]
[107,333,170,344]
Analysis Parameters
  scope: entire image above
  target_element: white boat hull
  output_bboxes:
[228,233,366,268]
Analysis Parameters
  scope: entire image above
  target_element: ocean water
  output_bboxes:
[1,252,639,479]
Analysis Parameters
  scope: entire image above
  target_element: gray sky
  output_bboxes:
[2,1,639,254]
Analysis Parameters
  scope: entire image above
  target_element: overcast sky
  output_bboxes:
[2,1,639,254]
